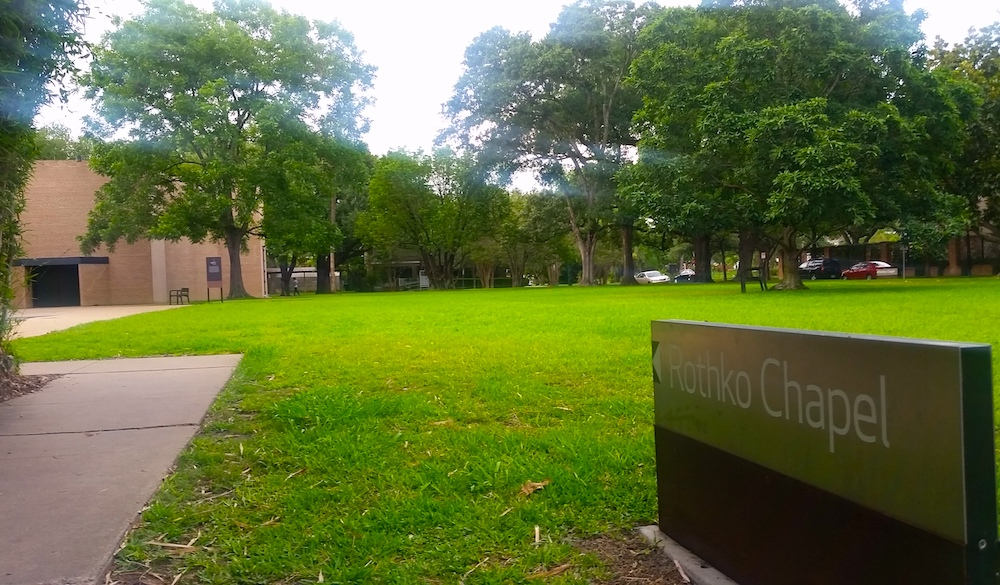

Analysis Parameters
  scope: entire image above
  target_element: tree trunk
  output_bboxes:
[692,234,714,283]
[575,234,598,286]
[476,263,495,288]
[620,223,637,285]
[736,230,758,292]
[508,249,527,287]
[964,232,973,276]
[224,226,250,299]
[316,253,332,294]
[719,240,727,282]
[278,254,297,296]
[773,228,805,290]
[423,251,455,289]
[547,262,561,287]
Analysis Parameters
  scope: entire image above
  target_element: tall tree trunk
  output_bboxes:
[575,233,598,286]
[423,251,455,289]
[547,262,561,287]
[508,249,527,287]
[737,231,756,282]
[315,253,331,294]
[278,253,297,296]
[964,232,973,276]
[224,226,250,299]
[737,230,759,292]
[719,240,728,281]
[475,263,495,288]
[620,223,637,285]
[692,234,714,283]
[773,228,805,290]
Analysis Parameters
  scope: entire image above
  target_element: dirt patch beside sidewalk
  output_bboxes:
[0,372,61,403]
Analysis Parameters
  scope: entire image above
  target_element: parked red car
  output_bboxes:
[841,261,894,280]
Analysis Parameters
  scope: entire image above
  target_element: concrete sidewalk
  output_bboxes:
[0,354,241,585]
[13,305,185,339]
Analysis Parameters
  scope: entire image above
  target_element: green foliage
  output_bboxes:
[359,150,509,289]
[80,0,373,298]
[13,279,1000,582]
[931,22,1000,246]
[443,1,658,285]
[256,108,370,294]
[626,0,970,289]
[0,0,86,371]
[500,192,575,286]
[34,123,92,160]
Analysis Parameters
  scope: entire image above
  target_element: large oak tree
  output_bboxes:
[443,0,657,286]
[359,150,508,290]
[931,23,1000,264]
[256,109,370,296]
[80,0,372,298]
[627,0,969,289]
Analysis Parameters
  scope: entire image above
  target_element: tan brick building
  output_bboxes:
[15,160,266,307]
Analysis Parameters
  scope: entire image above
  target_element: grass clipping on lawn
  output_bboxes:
[13,278,1000,583]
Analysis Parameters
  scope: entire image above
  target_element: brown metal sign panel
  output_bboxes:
[652,320,996,584]
[206,257,223,283]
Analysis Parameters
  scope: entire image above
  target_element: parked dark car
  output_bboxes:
[797,258,841,280]
[674,268,696,283]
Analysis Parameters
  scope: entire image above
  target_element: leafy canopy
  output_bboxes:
[359,150,508,290]
[443,0,658,285]
[80,0,373,297]
[0,0,86,368]
[626,0,970,288]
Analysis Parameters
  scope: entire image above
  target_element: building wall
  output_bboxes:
[79,264,112,306]
[17,160,266,307]
[162,238,265,302]
[21,160,108,259]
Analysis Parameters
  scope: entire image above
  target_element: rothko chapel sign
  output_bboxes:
[651,320,997,585]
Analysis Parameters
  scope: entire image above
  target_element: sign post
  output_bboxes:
[206,257,223,302]
[651,320,996,585]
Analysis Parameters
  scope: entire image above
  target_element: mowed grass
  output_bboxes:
[13,277,1000,584]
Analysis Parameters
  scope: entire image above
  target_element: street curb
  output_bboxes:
[637,525,739,585]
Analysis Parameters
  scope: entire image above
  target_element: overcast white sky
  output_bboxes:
[36,0,1000,155]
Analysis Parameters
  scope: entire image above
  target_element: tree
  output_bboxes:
[331,179,372,280]
[628,0,969,289]
[359,150,508,289]
[0,0,86,374]
[80,0,373,298]
[467,236,505,288]
[930,23,1000,253]
[256,110,369,296]
[443,0,657,285]
[499,191,572,287]
[35,123,92,160]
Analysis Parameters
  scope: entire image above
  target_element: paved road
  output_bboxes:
[0,354,241,585]
[13,305,184,339]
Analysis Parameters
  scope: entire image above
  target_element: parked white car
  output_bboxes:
[635,270,670,284]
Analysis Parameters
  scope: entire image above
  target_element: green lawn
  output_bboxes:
[13,278,1000,584]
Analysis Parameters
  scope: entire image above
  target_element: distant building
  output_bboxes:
[14,160,266,308]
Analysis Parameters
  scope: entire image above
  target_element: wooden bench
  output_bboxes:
[169,287,190,305]
[740,267,767,292]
